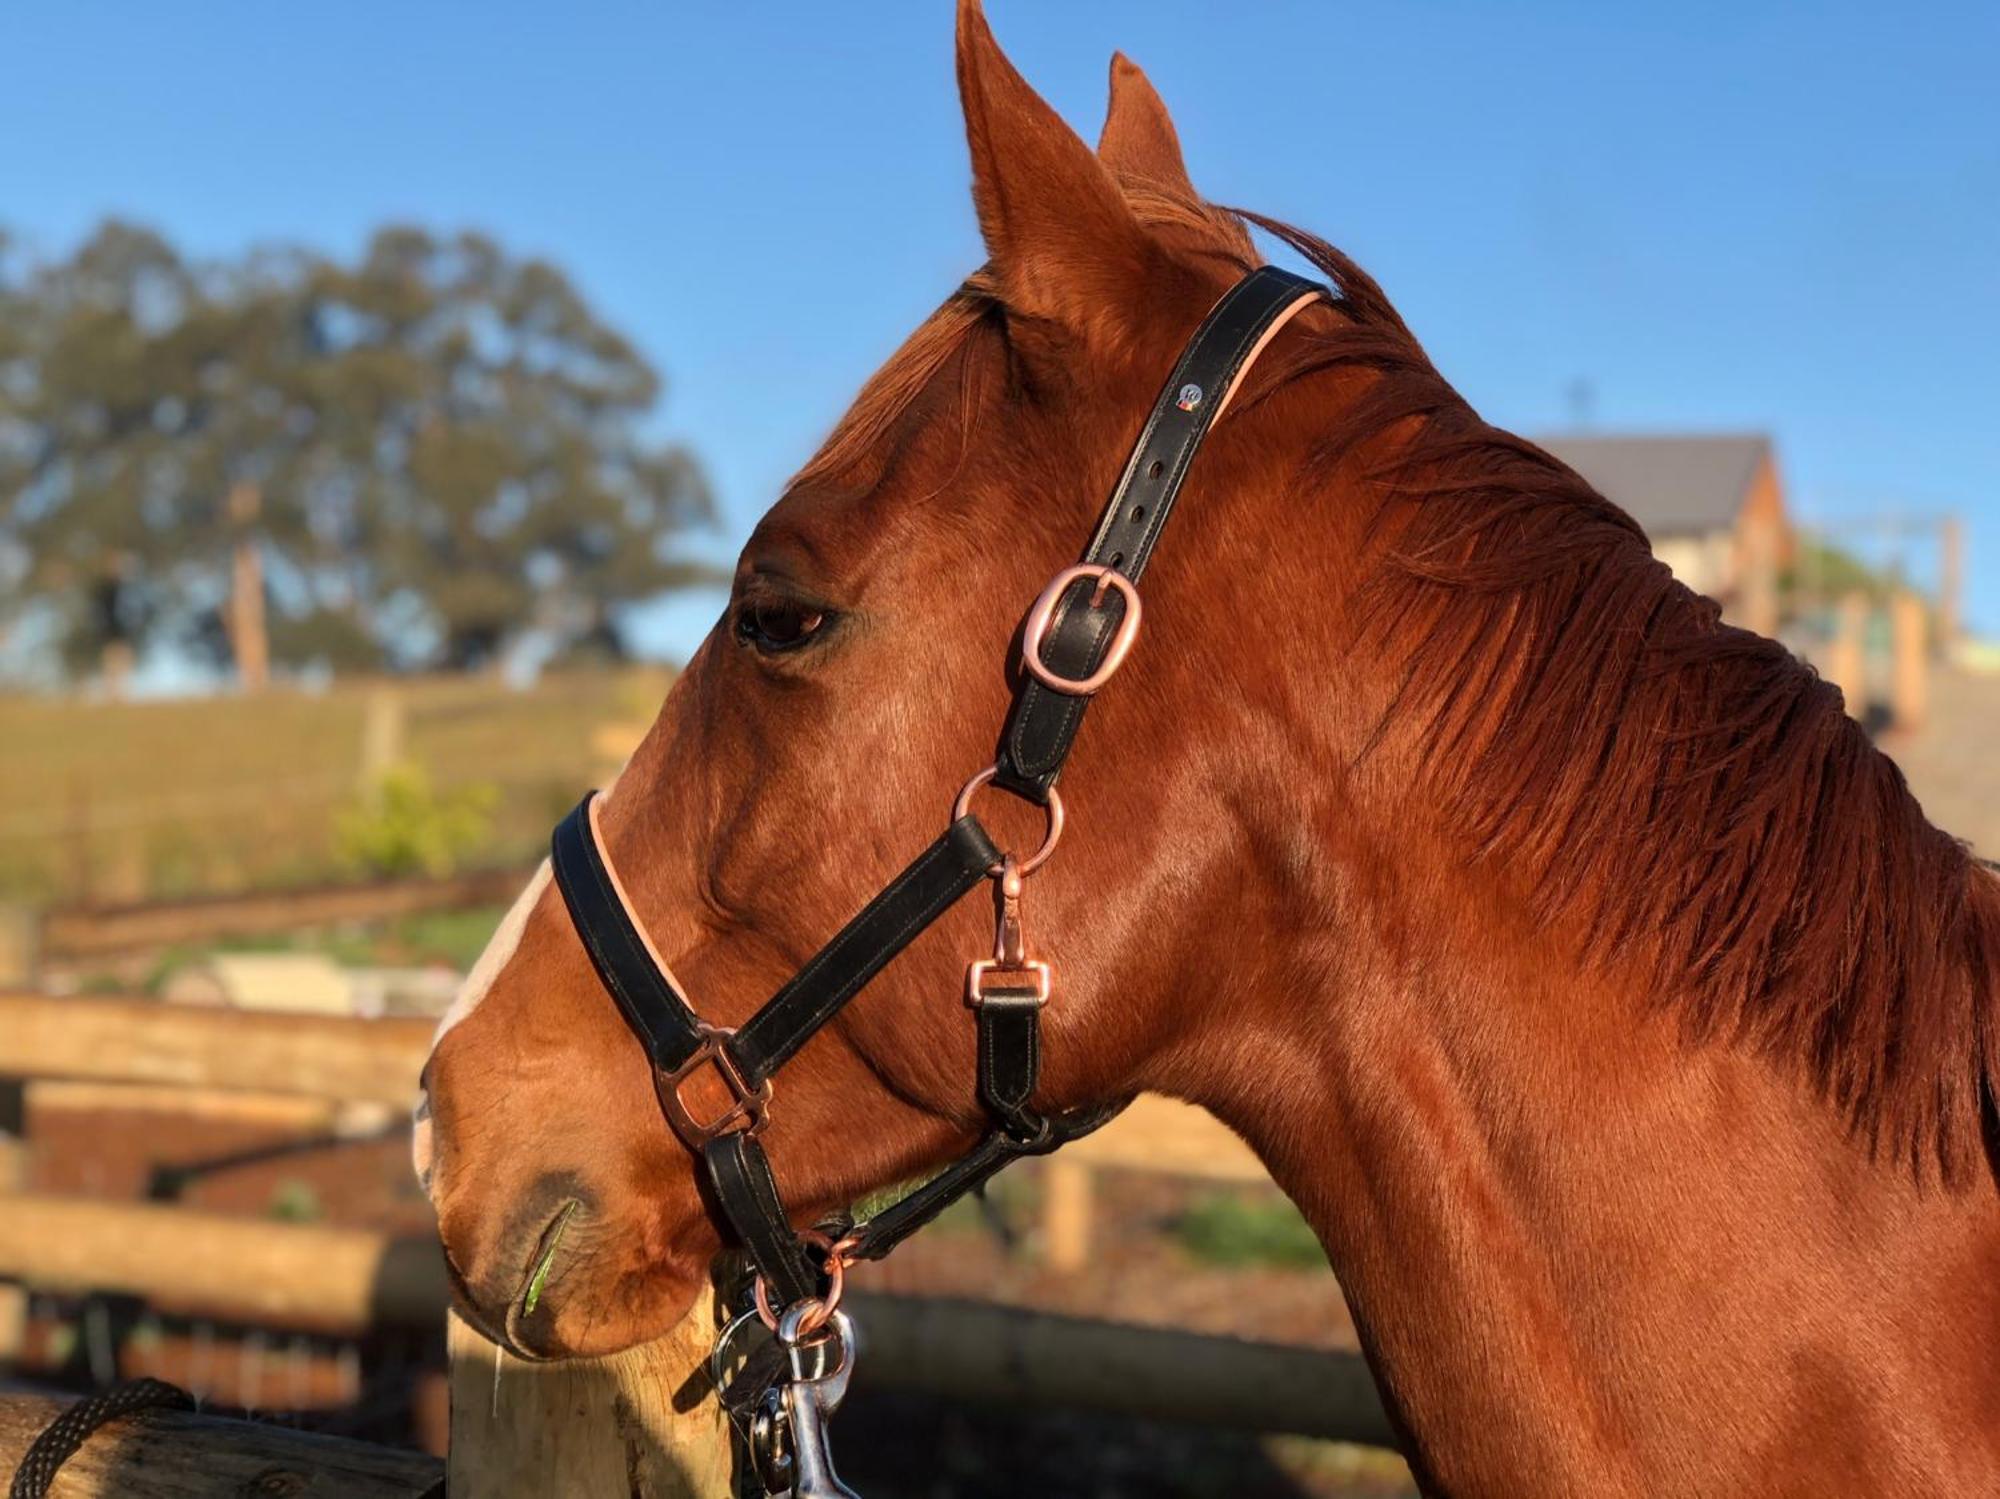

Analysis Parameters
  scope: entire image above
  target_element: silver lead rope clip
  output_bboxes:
[740,1304,860,1499]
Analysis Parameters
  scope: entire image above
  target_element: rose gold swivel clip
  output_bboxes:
[965,855,1052,1010]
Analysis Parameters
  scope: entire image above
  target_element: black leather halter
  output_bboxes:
[551,266,1326,1310]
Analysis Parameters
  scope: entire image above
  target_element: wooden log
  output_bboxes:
[0,1389,442,1497]
[446,1303,731,1499]
[849,1292,1396,1448]
[0,1196,446,1336]
[23,1080,347,1131]
[0,995,431,1108]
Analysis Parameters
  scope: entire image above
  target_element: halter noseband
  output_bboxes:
[550,266,1327,1313]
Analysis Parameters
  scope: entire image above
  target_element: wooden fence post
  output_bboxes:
[0,907,33,1369]
[358,686,408,789]
[1042,1157,1094,1274]
[1890,590,1928,733]
[1739,513,1780,639]
[446,1289,730,1499]
[1939,516,1963,657]
[1826,591,1869,721]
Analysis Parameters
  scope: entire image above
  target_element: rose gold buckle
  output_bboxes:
[655,1023,772,1147]
[1019,564,1143,696]
[965,956,1052,1009]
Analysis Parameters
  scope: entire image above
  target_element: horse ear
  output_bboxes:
[1097,53,1195,197]
[956,0,1156,331]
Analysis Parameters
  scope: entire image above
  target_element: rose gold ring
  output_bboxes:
[1019,564,1143,696]
[951,765,1064,877]
[753,1229,848,1335]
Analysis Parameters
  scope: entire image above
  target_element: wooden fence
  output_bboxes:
[0,994,1390,1496]
[0,1389,443,1498]
[34,867,533,965]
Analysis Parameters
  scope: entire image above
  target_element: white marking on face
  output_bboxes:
[430,860,554,1054]
[413,859,553,1193]
[415,767,624,1195]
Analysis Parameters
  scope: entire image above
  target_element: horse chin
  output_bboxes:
[502,1252,706,1361]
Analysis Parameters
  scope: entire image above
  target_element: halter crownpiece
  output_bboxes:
[549,265,1326,1483]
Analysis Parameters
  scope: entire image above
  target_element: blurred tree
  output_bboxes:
[1781,536,1907,604]
[0,222,714,685]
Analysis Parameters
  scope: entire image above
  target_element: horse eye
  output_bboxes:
[736,596,828,654]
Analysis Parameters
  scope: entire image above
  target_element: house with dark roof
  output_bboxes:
[1536,433,1790,633]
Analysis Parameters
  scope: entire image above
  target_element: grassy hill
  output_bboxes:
[0,667,671,905]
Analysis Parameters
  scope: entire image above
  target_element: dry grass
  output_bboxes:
[0,667,671,904]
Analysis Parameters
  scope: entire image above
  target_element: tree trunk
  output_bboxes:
[226,480,269,692]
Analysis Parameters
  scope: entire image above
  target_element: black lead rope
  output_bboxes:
[10,1380,196,1499]
[549,264,1327,1321]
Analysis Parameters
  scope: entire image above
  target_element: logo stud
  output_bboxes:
[1176,382,1204,412]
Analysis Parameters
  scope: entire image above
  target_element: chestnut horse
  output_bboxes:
[419,5,2000,1493]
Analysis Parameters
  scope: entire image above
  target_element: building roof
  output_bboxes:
[1534,433,1772,538]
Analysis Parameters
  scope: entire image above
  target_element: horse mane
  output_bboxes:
[794,188,2000,1183]
[1232,211,2000,1183]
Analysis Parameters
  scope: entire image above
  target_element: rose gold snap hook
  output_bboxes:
[1019,564,1143,697]
[964,849,1053,1008]
[753,1228,850,1335]
[951,766,1064,877]
[995,855,1026,968]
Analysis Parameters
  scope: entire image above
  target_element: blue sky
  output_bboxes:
[5,1,1996,652]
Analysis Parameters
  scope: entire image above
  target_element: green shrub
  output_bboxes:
[1173,1190,1326,1270]
[268,1178,323,1223]
[334,761,496,878]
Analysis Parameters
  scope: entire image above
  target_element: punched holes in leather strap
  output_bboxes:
[996,266,1327,800]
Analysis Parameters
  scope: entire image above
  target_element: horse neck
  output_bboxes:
[1150,793,2000,1496]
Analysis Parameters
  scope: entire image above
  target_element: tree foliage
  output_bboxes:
[0,221,713,680]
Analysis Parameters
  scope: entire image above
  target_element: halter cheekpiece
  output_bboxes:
[549,266,1326,1491]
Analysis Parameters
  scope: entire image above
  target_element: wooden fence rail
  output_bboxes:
[0,993,432,1108]
[0,993,1281,1273]
[37,867,531,963]
[0,1195,445,1336]
[1,997,1389,1495]
[0,1194,1391,1448]
[0,1388,443,1498]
